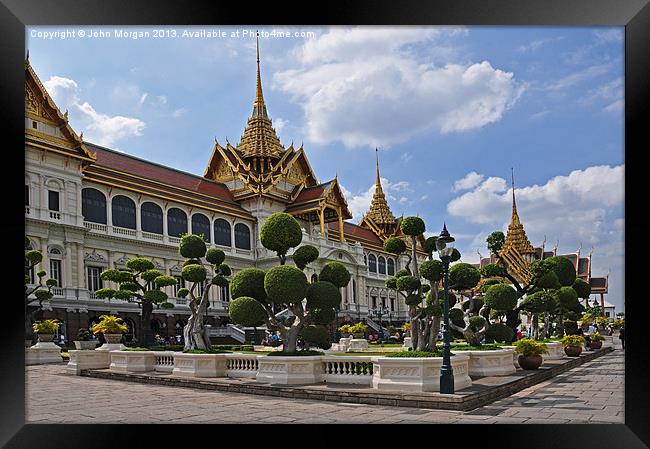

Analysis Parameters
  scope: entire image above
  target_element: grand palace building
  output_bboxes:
[24,46,423,344]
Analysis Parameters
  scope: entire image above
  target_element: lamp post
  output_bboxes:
[437,223,456,394]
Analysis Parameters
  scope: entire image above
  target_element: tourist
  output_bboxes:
[607,326,614,336]
[619,325,625,350]
[516,328,523,340]
[576,327,584,336]
[588,323,596,334]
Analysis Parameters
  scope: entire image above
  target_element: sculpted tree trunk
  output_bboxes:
[141,301,153,347]
[449,297,488,346]
[184,281,212,351]
[409,305,419,350]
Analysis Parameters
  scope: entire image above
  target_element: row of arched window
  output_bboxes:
[364,254,395,276]
[82,188,251,250]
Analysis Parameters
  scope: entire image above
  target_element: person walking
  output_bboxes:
[619,325,625,350]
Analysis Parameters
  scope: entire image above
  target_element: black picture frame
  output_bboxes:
[2,0,648,447]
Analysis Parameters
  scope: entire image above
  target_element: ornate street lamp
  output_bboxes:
[437,223,456,394]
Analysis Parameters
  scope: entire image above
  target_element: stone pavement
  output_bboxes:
[25,348,624,424]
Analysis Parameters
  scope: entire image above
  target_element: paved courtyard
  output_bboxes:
[26,348,624,424]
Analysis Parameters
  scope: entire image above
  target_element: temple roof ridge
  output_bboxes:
[502,168,535,255]
[366,148,396,226]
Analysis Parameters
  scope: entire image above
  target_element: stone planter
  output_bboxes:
[564,345,582,357]
[347,338,368,352]
[66,350,111,375]
[402,337,412,350]
[26,334,63,365]
[464,348,516,376]
[256,355,324,385]
[372,353,472,392]
[518,354,543,370]
[500,346,519,368]
[110,351,156,373]
[172,353,228,378]
[96,334,125,351]
[332,337,351,352]
[37,333,54,343]
[352,333,364,339]
[74,341,97,350]
[543,341,564,360]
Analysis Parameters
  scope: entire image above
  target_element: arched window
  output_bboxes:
[82,188,107,224]
[111,195,136,229]
[368,254,377,273]
[141,202,163,234]
[311,273,318,283]
[387,258,395,276]
[352,279,357,303]
[214,219,231,247]
[167,208,187,237]
[234,223,251,250]
[378,256,386,274]
[191,214,211,242]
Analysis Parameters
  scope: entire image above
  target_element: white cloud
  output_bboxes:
[274,27,524,149]
[138,93,148,105]
[529,110,551,120]
[453,171,485,192]
[157,95,167,105]
[594,29,623,43]
[546,63,612,91]
[273,117,288,132]
[172,107,189,118]
[517,37,564,53]
[44,76,146,147]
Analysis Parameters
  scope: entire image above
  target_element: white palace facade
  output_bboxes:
[24,49,426,344]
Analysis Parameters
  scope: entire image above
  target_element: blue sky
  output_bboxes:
[27,26,624,312]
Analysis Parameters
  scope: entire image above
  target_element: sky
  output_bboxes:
[26,26,625,312]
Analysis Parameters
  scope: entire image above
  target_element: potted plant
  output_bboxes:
[90,315,128,344]
[514,338,548,370]
[74,328,97,350]
[561,334,585,357]
[589,333,605,350]
[32,319,61,344]
[349,322,368,339]
[338,324,351,338]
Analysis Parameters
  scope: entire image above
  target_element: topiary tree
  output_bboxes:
[519,290,557,339]
[24,240,57,342]
[555,286,581,336]
[228,213,349,353]
[572,278,592,307]
[447,263,487,345]
[260,212,303,265]
[96,256,177,347]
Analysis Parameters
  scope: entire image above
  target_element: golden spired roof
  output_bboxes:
[366,149,397,226]
[237,33,284,159]
[502,168,536,255]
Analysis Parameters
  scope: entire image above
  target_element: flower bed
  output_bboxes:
[372,353,472,392]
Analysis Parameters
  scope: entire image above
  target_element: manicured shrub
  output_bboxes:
[126,258,155,272]
[572,278,591,299]
[32,319,60,334]
[405,294,422,306]
[25,250,43,265]
[141,269,163,282]
[292,245,319,270]
[400,216,425,236]
[558,286,580,312]
[481,263,505,278]
[306,281,341,309]
[433,289,457,307]
[217,264,231,276]
[299,325,331,350]
[228,296,267,327]
[101,269,134,283]
[319,262,351,288]
[260,212,303,256]
[179,234,207,259]
[423,236,438,255]
[143,290,168,304]
[384,237,406,254]
[309,307,336,325]
[176,288,190,298]
[485,323,514,343]
[449,263,481,290]
[560,334,585,347]
[450,248,461,262]
[564,320,578,335]
[520,290,557,313]
[154,275,178,288]
[183,258,201,267]
[461,297,483,312]
[384,277,397,289]
[484,284,518,312]
[514,338,548,356]
[91,315,128,334]
[386,350,442,357]
[536,270,561,289]
[264,265,308,304]
[45,278,58,288]
[469,315,486,333]
[230,268,267,302]
[211,275,229,287]
[182,264,207,283]
[480,279,501,294]
[396,275,420,292]
[34,289,53,301]
[486,232,505,253]
[205,248,226,265]
[419,259,443,282]
[395,269,410,278]
[546,256,577,286]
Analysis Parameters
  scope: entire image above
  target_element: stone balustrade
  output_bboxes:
[321,356,373,385]
[226,353,259,378]
[153,351,175,373]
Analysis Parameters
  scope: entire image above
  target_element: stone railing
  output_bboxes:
[153,351,175,373]
[226,353,259,378]
[52,287,64,297]
[207,324,246,343]
[113,226,137,237]
[142,231,164,241]
[321,356,374,385]
[84,221,107,232]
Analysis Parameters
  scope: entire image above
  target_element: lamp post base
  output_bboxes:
[440,366,455,394]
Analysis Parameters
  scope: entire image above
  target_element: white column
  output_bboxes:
[77,243,85,289]
[64,242,73,287]
[135,203,142,238]
[107,197,113,229]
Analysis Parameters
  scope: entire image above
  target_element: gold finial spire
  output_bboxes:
[502,168,536,256]
[366,148,396,230]
[237,32,284,159]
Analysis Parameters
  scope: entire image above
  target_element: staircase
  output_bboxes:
[366,318,388,337]
[207,324,246,344]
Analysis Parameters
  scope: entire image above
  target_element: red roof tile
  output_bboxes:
[292,183,330,204]
[328,221,383,245]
